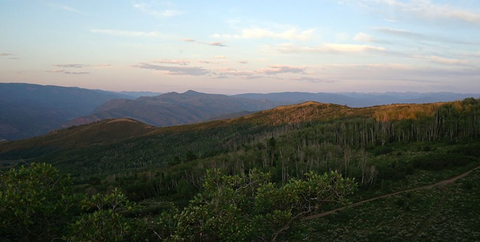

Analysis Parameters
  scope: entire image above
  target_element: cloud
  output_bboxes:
[133,3,182,17]
[353,33,390,44]
[214,68,263,79]
[50,63,111,73]
[0,53,12,57]
[61,5,85,14]
[317,63,480,85]
[90,29,169,38]
[293,77,335,83]
[214,65,306,79]
[44,2,87,15]
[47,69,89,74]
[209,42,227,47]
[197,60,216,64]
[132,63,210,76]
[214,55,226,59]
[91,64,112,69]
[213,27,315,40]
[47,69,65,73]
[374,27,479,46]
[374,27,424,39]
[273,43,386,54]
[65,71,90,75]
[183,39,227,47]
[422,56,469,65]
[344,0,480,25]
[239,61,248,64]
[153,59,190,65]
[54,64,89,68]
[258,65,305,75]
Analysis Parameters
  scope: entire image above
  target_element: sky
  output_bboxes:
[1,0,480,94]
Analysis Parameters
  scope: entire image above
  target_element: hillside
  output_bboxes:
[1,98,480,240]
[0,119,154,156]
[0,83,130,141]
[0,100,458,156]
[1,99,477,173]
[64,90,279,127]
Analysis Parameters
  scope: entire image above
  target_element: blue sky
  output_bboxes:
[1,0,480,94]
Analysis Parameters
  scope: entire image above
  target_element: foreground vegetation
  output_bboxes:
[1,98,480,240]
[0,163,356,241]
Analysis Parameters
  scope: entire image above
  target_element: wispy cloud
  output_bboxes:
[153,59,190,65]
[209,42,227,47]
[47,69,65,73]
[421,55,469,65]
[213,27,315,40]
[65,71,90,75]
[343,0,480,25]
[182,39,227,47]
[132,63,210,76]
[0,53,12,57]
[45,2,87,15]
[214,55,226,59]
[258,65,305,75]
[133,3,182,17]
[273,43,386,54]
[49,63,111,73]
[91,64,112,69]
[197,60,216,64]
[61,5,85,14]
[47,69,90,74]
[214,65,306,79]
[353,33,390,44]
[90,29,172,38]
[239,61,248,64]
[374,27,480,46]
[54,64,89,68]
[293,77,335,83]
[214,68,261,79]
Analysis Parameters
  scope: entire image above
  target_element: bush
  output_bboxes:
[374,146,394,156]
[0,163,83,241]
[377,160,414,180]
[412,153,475,171]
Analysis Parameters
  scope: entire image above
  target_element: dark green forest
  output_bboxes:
[1,98,480,241]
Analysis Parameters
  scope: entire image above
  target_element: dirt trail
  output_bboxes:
[305,165,480,220]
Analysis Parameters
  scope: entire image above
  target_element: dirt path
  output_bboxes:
[305,165,480,220]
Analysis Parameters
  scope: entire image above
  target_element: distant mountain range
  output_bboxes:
[116,91,162,98]
[0,83,128,141]
[234,92,480,107]
[64,90,278,127]
[0,83,478,141]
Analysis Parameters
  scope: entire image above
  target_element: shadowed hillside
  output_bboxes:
[64,90,279,127]
[0,83,130,141]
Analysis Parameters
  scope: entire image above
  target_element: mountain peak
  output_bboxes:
[184,90,202,95]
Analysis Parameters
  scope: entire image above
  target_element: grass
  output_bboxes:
[305,168,480,241]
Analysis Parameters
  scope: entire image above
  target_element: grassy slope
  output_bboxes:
[0,118,155,153]
[0,100,458,177]
[0,101,448,152]
[305,166,480,241]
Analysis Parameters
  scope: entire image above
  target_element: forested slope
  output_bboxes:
[1,98,480,241]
